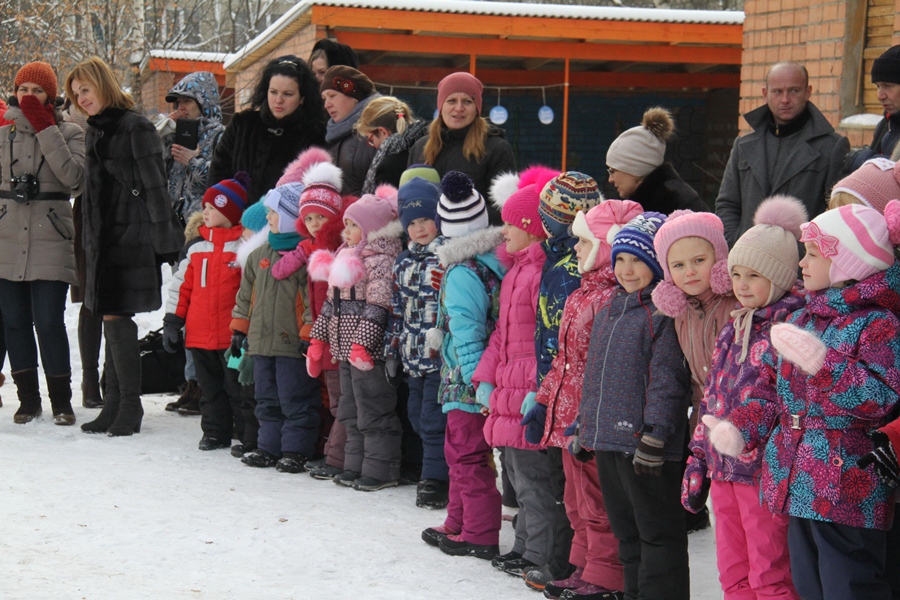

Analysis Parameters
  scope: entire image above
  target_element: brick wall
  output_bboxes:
[141,70,177,118]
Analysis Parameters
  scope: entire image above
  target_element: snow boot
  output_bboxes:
[492,550,523,571]
[559,585,624,600]
[275,452,308,473]
[12,368,42,424]
[416,479,449,509]
[78,306,104,408]
[198,436,230,451]
[422,524,459,547]
[47,373,76,426]
[82,346,120,433]
[177,392,202,416]
[241,448,279,468]
[352,476,399,492]
[104,318,143,436]
[308,463,343,480]
[500,557,540,577]
[231,443,255,458]
[543,567,587,599]
[166,379,200,412]
[438,534,499,560]
[333,470,360,487]
[524,566,554,592]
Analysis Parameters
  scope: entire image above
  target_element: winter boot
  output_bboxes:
[78,306,104,408]
[12,369,42,424]
[177,392,202,416]
[104,318,143,436]
[352,476,399,492]
[241,448,279,468]
[81,368,103,409]
[81,346,120,433]
[438,533,499,560]
[275,452,308,474]
[421,524,459,548]
[0,371,5,407]
[543,567,587,599]
[47,373,76,426]
[416,479,450,509]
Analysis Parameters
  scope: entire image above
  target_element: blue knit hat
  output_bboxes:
[263,182,303,234]
[398,177,441,230]
[611,211,666,282]
[241,202,268,232]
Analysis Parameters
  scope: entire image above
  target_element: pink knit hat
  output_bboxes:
[493,166,559,239]
[437,72,483,115]
[570,199,642,273]
[343,184,399,243]
[651,210,732,316]
[299,159,343,220]
[831,158,900,214]
[801,203,900,284]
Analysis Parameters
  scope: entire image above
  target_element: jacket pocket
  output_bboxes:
[47,208,73,240]
[0,204,6,222]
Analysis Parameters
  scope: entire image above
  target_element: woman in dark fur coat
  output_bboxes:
[605,107,709,216]
[66,57,184,437]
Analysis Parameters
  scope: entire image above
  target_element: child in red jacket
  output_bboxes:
[163,173,249,450]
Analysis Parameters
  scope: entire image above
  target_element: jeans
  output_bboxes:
[0,279,70,375]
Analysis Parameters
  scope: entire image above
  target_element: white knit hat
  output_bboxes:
[606,107,674,178]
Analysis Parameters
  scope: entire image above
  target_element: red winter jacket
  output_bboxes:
[166,224,244,350]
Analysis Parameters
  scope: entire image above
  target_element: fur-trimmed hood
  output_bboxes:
[437,226,505,268]
[184,211,204,242]
[236,226,270,269]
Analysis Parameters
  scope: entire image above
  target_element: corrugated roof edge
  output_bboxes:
[150,50,234,62]
[225,0,745,70]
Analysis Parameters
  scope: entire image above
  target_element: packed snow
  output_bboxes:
[0,286,721,599]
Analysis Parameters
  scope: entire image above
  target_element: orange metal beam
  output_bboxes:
[562,58,569,171]
[336,31,742,65]
[361,64,739,90]
[311,6,742,46]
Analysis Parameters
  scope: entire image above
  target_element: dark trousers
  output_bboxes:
[78,305,103,372]
[338,361,402,482]
[191,348,243,442]
[407,371,448,481]
[888,514,900,600]
[788,517,890,600]
[254,355,321,457]
[0,308,6,370]
[323,369,346,468]
[596,452,689,600]
[240,384,258,448]
[0,279,69,375]
[397,378,423,480]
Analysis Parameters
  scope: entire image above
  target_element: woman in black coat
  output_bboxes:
[355,96,428,193]
[66,57,184,436]
[209,55,326,205]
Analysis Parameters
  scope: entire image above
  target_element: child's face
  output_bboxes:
[731,265,772,309]
[502,223,537,254]
[574,236,594,269]
[343,219,362,246]
[203,203,232,229]
[407,217,438,246]
[304,212,329,238]
[615,252,655,293]
[799,242,832,291]
[266,209,280,234]
[666,237,715,297]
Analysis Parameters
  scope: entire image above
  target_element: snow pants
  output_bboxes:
[322,369,346,469]
[191,348,242,443]
[254,355,321,457]
[407,371,448,481]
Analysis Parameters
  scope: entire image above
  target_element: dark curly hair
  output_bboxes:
[249,55,326,135]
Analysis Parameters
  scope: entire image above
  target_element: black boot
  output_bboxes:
[78,306,104,408]
[105,318,143,436]
[166,379,200,412]
[81,346,120,433]
[12,369,42,424]
[47,373,76,426]
[0,371,5,407]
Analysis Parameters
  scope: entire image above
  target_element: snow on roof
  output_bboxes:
[225,0,744,70]
[150,49,234,63]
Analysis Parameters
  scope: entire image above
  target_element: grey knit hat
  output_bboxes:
[606,107,674,178]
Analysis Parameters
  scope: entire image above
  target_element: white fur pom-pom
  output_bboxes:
[489,171,520,210]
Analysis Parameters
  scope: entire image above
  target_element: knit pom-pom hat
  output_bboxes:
[437,171,488,238]
[571,199,643,273]
[729,195,807,306]
[202,171,251,226]
[494,166,559,239]
[831,158,900,214]
[343,184,399,243]
[538,171,604,238]
[606,107,675,178]
[299,160,343,221]
[277,146,332,187]
[652,209,731,316]
[801,202,900,285]
[611,211,667,282]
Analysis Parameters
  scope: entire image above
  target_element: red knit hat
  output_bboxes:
[437,72,483,115]
[202,173,250,226]
[15,62,57,103]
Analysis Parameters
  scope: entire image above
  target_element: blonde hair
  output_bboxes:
[355,96,414,137]
[65,57,134,116]
[423,115,488,165]
[827,190,863,211]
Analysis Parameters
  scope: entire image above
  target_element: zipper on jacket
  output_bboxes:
[47,208,73,240]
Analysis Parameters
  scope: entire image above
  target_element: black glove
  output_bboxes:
[633,433,665,476]
[297,339,311,357]
[385,358,403,388]
[230,331,247,358]
[857,430,900,486]
[162,314,185,354]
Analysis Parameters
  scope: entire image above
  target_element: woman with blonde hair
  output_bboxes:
[66,57,183,436]
[408,73,515,223]
[355,96,428,193]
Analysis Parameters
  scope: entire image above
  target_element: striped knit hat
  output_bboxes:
[611,211,667,282]
[202,172,250,226]
[437,171,489,238]
[539,171,603,238]
[263,182,303,234]
[800,203,897,285]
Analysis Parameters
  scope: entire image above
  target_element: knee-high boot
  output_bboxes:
[12,368,41,424]
[105,317,143,436]
[81,344,120,433]
[78,306,104,408]
[47,373,75,426]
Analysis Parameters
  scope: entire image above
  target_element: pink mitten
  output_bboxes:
[702,415,746,457]
[306,339,326,378]
[272,245,307,280]
[770,323,826,375]
[349,343,374,371]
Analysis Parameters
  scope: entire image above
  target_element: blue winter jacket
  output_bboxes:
[535,234,581,383]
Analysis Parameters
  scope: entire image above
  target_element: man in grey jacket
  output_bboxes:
[715,62,849,246]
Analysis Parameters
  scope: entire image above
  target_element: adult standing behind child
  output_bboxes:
[356,97,428,193]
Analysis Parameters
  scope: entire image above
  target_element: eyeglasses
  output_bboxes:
[607,167,618,176]
[365,128,387,148]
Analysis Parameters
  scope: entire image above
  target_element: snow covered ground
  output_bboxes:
[0,294,721,599]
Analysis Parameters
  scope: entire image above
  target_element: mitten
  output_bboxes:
[702,415,746,457]
[519,391,537,416]
[633,433,665,476]
[272,245,307,280]
[19,94,56,133]
[161,314,185,354]
[564,421,593,462]
[475,382,495,410]
[681,456,711,513]
[297,339,311,357]
[230,331,247,359]
[349,343,374,371]
[520,402,547,445]
[306,339,326,378]
[770,323,826,376]
[857,430,900,486]
[385,358,403,388]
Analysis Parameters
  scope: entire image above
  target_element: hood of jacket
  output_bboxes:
[541,232,577,263]
[184,211,205,241]
[360,219,404,259]
[437,226,505,270]
[166,71,222,124]
[805,261,900,318]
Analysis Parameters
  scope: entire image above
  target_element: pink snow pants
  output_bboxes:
[711,479,798,600]
[443,410,501,546]
[563,451,624,591]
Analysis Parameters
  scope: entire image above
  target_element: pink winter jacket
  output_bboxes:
[474,242,544,450]
[535,264,618,448]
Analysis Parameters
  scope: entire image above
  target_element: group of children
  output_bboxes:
[162,140,900,600]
